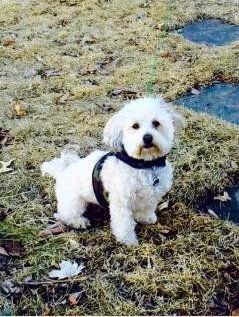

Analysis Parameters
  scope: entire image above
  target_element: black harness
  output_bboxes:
[92,149,167,209]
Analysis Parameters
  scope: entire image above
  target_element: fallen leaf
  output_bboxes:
[158,200,169,210]
[14,103,26,118]
[38,68,62,78]
[159,228,170,234]
[231,308,239,316]
[2,38,16,46]
[0,207,9,221]
[68,294,78,306]
[207,208,219,218]
[45,69,61,78]
[0,247,8,256]
[107,87,138,100]
[43,305,50,316]
[191,88,201,95]
[1,240,25,257]
[68,238,80,248]
[0,129,13,147]
[24,68,37,78]
[159,50,172,58]
[0,159,14,174]
[81,34,97,46]
[39,223,67,237]
[79,66,97,76]
[1,280,23,294]
[230,161,238,169]
[49,260,84,279]
[58,18,70,26]
[159,51,177,62]
[214,191,231,202]
[97,103,113,113]
[0,254,10,270]
[154,23,164,31]
[83,79,99,86]
[96,55,115,70]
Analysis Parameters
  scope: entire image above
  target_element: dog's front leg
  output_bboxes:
[109,196,138,246]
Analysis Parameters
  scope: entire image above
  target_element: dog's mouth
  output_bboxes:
[143,144,154,149]
[136,144,162,160]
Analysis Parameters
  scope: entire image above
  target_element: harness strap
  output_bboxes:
[92,152,114,209]
[92,151,168,209]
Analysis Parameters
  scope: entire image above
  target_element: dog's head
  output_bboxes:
[103,97,184,161]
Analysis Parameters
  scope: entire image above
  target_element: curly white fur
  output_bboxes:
[41,97,184,246]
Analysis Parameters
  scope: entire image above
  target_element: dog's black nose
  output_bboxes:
[143,134,153,147]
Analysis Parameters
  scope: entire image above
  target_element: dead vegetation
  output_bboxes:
[0,0,239,315]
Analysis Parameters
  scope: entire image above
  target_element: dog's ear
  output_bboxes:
[103,111,124,150]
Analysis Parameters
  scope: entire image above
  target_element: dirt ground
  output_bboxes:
[0,0,239,315]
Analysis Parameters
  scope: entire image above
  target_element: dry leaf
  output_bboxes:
[1,240,25,257]
[230,161,238,169]
[0,247,9,256]
[214,191,231,202]
[0,208,9,221]
[39,223,67,237]
[207,209,219,218]
[158,200,169,210]
[191,88,201,95]
[231,308,239,316]
[68,292,81,306]
[43,305,50,316]
[79,66,97,76]
[49,260,84,279]
[24,68,37,78]
[0,129,13,147]
[159,50,171,58]
[2,38,16,46]
[68,238,80,248]
[81,34,97,45]
[1,280,22,294]
[44,69,61,78]
[159,228,170,234]
[107,87,138,100]
[14,103,26,118]
[0,159,14,174]
[96,55,115,71]
[68,294,78,306]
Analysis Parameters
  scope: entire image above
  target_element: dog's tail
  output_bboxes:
[41,145,81,179]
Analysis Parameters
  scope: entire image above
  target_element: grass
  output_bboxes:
[0,0,239,315]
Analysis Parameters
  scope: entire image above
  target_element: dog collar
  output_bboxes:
[92,150,168,208]
[115,148,167,169]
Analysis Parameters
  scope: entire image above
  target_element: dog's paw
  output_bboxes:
[54,213,90,229]
[135,212,157,225]
[125,237,139,246]
[115,232,139,246]
[73,216,91,229]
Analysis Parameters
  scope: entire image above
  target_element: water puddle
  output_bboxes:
[180,19,239,46]
[175,83,239,125]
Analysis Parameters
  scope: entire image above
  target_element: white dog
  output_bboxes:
[41,97,184,246]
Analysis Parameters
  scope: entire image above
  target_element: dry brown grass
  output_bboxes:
[0,0,239,315]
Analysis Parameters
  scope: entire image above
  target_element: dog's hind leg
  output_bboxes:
[54,194,90,229]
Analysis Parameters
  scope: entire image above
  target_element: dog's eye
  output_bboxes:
[132,123,140,129]
[152,120,160,128]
